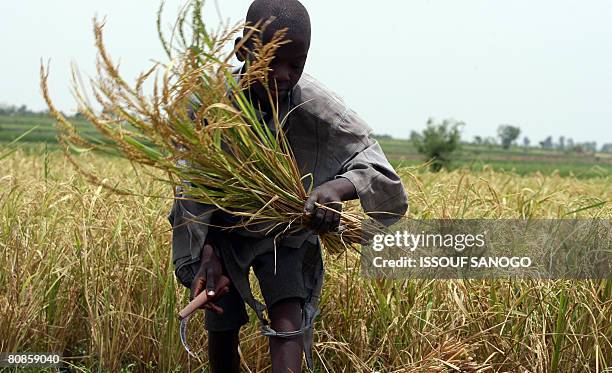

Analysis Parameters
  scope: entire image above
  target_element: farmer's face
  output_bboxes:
[238,32,310,104]
[266,36,309,99]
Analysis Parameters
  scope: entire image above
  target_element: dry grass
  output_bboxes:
[1,148,610,372]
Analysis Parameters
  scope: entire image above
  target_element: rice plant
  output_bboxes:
[39,0,374,255]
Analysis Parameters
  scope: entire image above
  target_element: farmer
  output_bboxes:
[167,0,409,371]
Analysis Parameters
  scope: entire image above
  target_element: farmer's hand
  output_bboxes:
[190,243,230,314]
[303,177,357,234]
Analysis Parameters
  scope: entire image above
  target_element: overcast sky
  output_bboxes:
[1,0,611,143]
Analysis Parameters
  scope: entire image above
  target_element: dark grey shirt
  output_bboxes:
[168,71,409,269]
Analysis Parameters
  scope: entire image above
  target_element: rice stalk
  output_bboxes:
[39,1,385,255]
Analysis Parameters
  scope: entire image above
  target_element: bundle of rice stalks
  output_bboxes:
[39,0,378,254]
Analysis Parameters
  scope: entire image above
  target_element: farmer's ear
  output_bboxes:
[235,37,246,62]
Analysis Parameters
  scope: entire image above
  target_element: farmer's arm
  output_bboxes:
[169,194,216,255]
[305,106,408,229]
[167,97,230,309]
[168,95,220,262]
[334,137,408,226]
[167,120,220,261]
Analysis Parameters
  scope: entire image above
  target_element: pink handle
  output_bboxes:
[178,291,209,320]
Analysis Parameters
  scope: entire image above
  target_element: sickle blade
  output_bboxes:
[179,316,200,360]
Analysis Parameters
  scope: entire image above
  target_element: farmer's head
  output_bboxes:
[235,0,311,103]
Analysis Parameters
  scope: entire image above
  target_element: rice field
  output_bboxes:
[1,146,611,372]
[2,114,612,179]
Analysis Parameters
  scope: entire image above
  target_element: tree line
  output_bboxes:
[405,120,611,172]
[0,103,81,118]
[0,104,47,116]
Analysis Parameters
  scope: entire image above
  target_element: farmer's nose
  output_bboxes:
[273,68,291,83]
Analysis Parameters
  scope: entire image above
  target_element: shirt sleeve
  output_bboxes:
[330,107,408,226]
[167,185,216,266]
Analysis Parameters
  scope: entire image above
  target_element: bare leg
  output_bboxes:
[208,329,240,373]
[268,297,304,373]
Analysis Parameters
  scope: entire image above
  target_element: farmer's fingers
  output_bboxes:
[190,277,205,301]
[199,289,226,310]
[202,302,213,310]
[320,209,340,233]
[217,275,231,289]
[319,202,342,233]
[303,193,318,215]
[329,201,342,213]
[330,211,341,231]
[208,303,224,314]
[318,207,335,233]
[213,286,230,300]
[328,202,342,231]
[201,302,224,314]
[205,274,230,302]
[206,268,216,296]
[202,243,214,259]
[207,286,230,305]
[313,207,328,233]
[199,285,229,311]
[308,206,323,230]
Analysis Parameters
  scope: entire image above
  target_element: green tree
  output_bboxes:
[410,118,464,172]
[497,124,521,149]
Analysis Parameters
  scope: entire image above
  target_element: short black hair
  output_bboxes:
[245,0,311,46]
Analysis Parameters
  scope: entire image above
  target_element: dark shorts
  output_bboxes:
[175,232,322,332]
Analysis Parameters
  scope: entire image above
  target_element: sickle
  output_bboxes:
[177,290,209,360]
[179,316,199,360]
[177,275,231,358]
